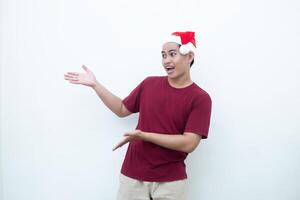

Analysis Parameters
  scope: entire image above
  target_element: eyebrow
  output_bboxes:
[161,49,177,54]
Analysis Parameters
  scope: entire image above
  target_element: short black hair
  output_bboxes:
[190,59,194,68]
[178,44,194,68]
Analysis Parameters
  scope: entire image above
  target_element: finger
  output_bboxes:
[64,74,77,79]
[112,137,130,151]
[69,80,80,84]
[112,143,123,151]
[82,65,89,72]
[112,145,119,151]
[66,72,79,76]
[64,76,78,81]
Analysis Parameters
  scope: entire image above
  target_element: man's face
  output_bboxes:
[161,42,192,79]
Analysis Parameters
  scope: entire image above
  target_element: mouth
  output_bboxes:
[165,66,175,74]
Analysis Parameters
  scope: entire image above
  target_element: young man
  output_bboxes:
[64,31,212,200]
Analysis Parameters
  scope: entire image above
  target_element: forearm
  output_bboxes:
[92,80,125,117]
[140,131,200,153]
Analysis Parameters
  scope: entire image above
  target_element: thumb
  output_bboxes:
[81,64,89,72]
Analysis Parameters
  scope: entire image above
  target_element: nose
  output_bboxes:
[162,55,171,65]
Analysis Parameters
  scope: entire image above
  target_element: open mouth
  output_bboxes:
[165,66,175,74]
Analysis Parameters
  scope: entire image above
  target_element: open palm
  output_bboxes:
[112,130,142,151]
[64,65,96,87]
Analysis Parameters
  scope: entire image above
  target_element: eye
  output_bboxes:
[170,52,176,57]
[162,53,166,59]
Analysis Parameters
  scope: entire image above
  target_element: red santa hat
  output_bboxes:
[163,31,197,55]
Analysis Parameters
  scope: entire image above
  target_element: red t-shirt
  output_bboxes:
[121,76,212,182]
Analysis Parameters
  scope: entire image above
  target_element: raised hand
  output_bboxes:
[64,65,97,87]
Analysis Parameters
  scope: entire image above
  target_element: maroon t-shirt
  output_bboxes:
[121,76,212,182]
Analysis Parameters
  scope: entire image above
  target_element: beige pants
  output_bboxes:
[117,174,188,200]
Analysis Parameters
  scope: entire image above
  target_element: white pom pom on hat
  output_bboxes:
[163,31,197,55]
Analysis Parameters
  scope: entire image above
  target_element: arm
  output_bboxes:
[64,65,131,118]
[113,130,202,153]
[91,81,131,118]
[141,131,201,153]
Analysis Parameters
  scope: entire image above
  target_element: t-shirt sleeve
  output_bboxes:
[122,79,145,113]
[184,95,212,139]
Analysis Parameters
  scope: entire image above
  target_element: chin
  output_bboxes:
[167,73,178,79]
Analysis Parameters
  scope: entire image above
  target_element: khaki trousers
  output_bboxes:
[117,174,187,200]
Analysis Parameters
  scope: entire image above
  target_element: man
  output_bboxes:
[64,31,212,200]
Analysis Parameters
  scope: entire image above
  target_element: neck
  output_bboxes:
[167,73,193,89]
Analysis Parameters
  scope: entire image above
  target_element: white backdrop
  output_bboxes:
[1,0,300,200]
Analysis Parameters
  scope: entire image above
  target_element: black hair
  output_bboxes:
[190,59,194,68]
[178,44,194,68]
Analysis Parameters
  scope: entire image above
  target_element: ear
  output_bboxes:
[188,52,194,63]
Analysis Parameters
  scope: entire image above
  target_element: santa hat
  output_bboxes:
[163,31,197,55]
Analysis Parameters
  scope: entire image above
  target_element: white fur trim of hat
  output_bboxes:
[163,31,197,55]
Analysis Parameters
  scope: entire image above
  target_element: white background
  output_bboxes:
[1,0,300,199]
